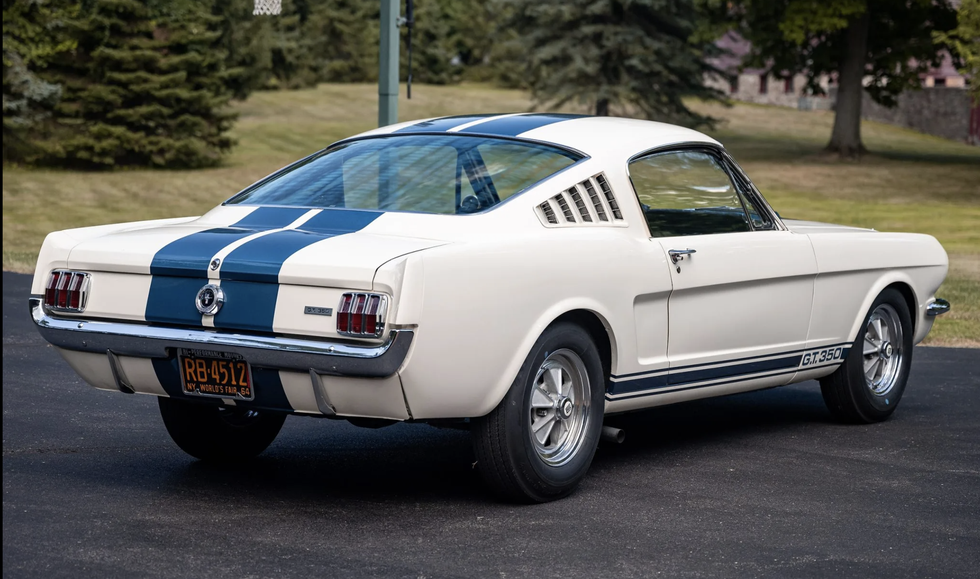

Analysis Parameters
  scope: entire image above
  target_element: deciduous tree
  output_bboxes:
[726,0,958,158]
[936,0,980,101]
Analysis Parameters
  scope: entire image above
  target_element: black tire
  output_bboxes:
[472,322,605,503]
[158,397,286,462]
[820,288,914,424]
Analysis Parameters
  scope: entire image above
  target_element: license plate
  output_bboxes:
[178,349,254,400]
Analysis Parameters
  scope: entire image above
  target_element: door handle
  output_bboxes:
[668,248,696,264]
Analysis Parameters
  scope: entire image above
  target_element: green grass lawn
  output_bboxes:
[3,83,978,346]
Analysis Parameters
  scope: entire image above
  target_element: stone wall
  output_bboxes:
[859,88,974,143]
[706,72,834,110]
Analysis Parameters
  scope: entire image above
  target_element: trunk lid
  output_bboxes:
[64,207,447,336]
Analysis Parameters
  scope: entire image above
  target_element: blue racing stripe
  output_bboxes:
[669,354,802,387]
[145,276,208,326]
[146,207,360,330]
[218,209,382,283]
[608,368,802,402]
[394,114,498,133]
[211,280,279,333]
[608,355,799,396]
[608,348,849,399]
[458,113,587,137]
[607,373,668,397]
[149,207,307,277]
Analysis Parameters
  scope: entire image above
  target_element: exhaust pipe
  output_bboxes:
[601,425,625,444]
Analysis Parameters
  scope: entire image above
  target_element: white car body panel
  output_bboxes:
[30,114,950,423]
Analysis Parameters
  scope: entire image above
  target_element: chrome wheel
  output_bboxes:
[863,303,904,396]
[528,349,592,466]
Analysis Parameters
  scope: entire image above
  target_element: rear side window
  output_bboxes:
[227,135,581,215]
[628,150,750,237]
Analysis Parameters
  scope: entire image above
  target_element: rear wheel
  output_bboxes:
[472,322,605,502]
[158,397,286,462]
[820,288,914,423]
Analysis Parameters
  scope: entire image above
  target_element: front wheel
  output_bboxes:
[472,322,605,502]
[820,288,914,424]
[158,397,286,462]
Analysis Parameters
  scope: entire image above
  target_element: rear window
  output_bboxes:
[227,135,582,214]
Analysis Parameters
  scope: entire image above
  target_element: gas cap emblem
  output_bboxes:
[195,284,224,316]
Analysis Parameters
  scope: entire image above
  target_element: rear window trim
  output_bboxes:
[223,133,591,215]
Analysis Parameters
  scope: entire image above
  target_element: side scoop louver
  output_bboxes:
[535,172,626,227]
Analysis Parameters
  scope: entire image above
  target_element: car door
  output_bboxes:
[628,146,817,392]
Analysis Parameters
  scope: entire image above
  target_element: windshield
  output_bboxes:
[227,135,583,214]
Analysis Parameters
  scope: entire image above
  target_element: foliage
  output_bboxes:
[735,1,958,106]
[399,0,459,85]
[496,0,725,126]
[935,0,980,101]
[34,0,235,168]
[2,0,77,162]
[211,0,273,99]
[724,0,959,156]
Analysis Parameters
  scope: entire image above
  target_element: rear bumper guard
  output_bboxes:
[29,297,413,379]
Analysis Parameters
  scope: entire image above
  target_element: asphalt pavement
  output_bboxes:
[3,271,979,579]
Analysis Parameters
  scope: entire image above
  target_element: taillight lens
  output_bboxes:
[337,292,387,337]
[349,294,366,334]
[43,270,90,313]
[337,294,352,332]
[45,271,62,305]
[55,273,71,308]
[363,295,381,335]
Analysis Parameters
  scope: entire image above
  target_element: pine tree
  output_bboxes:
[400,0,460,85]
[499,0,724,125]
[211,0,273,99]
[39,0,235,168]
[2,0,76,163]
[308,0,377,83]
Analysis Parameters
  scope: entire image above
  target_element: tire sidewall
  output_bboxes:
[158,397,286,461]
[501,323,605,498]
[845,289,914,418]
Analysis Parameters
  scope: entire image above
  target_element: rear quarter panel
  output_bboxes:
[393,228,668,420]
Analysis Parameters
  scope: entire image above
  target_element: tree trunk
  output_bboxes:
[595,98,609,116]
[826,10,870,158]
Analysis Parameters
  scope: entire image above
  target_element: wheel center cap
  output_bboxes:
[881,341,893,359]
[557,398,574,420]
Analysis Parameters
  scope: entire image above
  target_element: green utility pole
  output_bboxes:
[378,0,400,127]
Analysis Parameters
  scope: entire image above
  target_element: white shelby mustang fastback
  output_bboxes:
[31,113,950,502]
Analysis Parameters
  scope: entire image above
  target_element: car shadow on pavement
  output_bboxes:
[145,384,833,505]
[592,383,835,469]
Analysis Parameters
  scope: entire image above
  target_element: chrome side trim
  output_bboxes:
[30,298,413,378]
[926,298,951,317]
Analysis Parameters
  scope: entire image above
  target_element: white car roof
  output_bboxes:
[351,113,720,160]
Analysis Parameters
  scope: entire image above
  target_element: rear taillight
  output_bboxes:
[337,292,388,338]
[43,270,90,313]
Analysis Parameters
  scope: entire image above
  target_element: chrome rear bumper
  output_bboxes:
[926,298,951,317]
[29,297,412,378]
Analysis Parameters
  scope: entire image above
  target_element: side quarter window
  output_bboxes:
[628,150,751,237]
[724,157,777,231]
